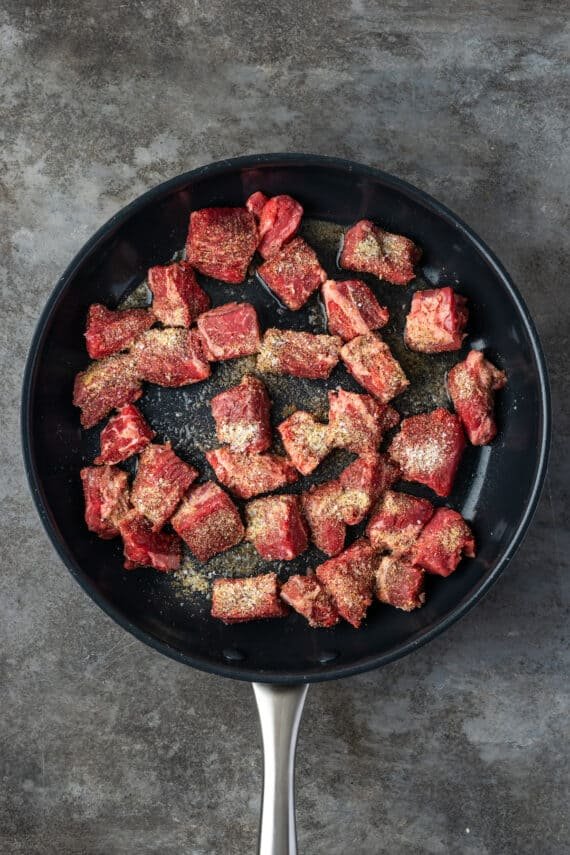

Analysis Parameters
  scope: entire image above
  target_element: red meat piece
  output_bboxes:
[277,411,330,475]
[302,481,346,557]
[257,328,341,379]
[280,575,340,628]
[389,408,466,497]
[73,354,142,429]
[412,508,476,577]
[171,481,244,562]
[340,219,421,286]
[185,206,258,284]
[211,573,289,623]
[118,510,182,572]
[206,448,298,500]
[257,194,304,259]
[338,453,400,526]
[257,237,327,310]
[133,327,210,386]
[316,540,376,628]
[131,443,198,529]
[327,389,400,455]
[246,191,269,220]
[404,287,468,353]
[80,465,130,539]
[340,333,409,403]
[375,556,426,611]
[94,404,155,465]
[197,302,261,361]
[85,304,155,359]
[447,350,507,445]
[211,375,271,454]
[147,260,210,327]
[366,490,434,556]
[322,278,389,341]
[246,495,308,561]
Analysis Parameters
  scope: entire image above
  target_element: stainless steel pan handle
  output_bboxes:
[252,683,309,855]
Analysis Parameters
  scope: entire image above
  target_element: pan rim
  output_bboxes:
[20,152,551,684]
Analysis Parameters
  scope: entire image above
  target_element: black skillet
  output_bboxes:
[21,154,550,854]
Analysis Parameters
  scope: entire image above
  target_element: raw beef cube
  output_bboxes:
[447,350,507,445]
[171,481,244,562]
[277,411,330,475]
[246,495,308,561]
[375,556,426,611]
[340,219,421,286]
[316,540,376,628]
[412,508,476,577]
[257,237,327,310]
[388,408,466,497]
[131,443,198,529]
[211,573,289,623]
[85,304,155,359]
[186,206,258,284]
[73,354,142,429]
[404,287,468,353]
[302,481,346,557]
[95,404,155,465]
[81,465,130,539]
[257,194,304,259]
[148,260,210,327]
[246,191,269,220]
[327,389,399,455]
[366,490,434,556]
[322,278,389,341]
[340,333,409,403]
[197,302,261,360]
[257,329,341,379]
[133,327,210,386]
[206,448,298,500]
[211,375,271,454]
[338,453,400,526]
[280,575,340,628]
[118,510,182,572]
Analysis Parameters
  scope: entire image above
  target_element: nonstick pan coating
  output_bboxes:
[21,154,550,683]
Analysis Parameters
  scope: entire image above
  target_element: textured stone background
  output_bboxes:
[1,1,568,853]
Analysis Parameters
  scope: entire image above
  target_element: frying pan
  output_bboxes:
[21,154,550,854]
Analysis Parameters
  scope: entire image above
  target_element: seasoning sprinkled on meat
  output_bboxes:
[206,447,298,499]
[131,443,198,530]
[258,237,327,309]
[81,465,130,539]
[197,302,261,361]
[280,575,339,627]
[447,350,507,445]
[404,287,468,353]
[412,507,475,576]
[211,375,271,453]
[171,481,244,562]
[73,353,142,428]
[322,278,389,341]
[375,555,426,611]
[367,490,434,556]
[118,510,182,572]
[340,219,421,285]
[246,494,308,561]
[302,481,346,557]
[338,453,400,525]
[211,573,289,623]
[327,389,399,455]
[316,539,376,628]
[277,410,330,475]
[132,327,210,386]
[148,260,210,327]
[85,304,156,359]
[186,206,258,284]
[257,328,341,379]
[340,333,409,402]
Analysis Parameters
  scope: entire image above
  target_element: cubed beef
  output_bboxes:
[118,510,182,571]
[246,495,308,560]
[316,540,376,628]
[340,219,421,285]
[206,448,298,499]
[147,260,210,327]
[211,375,271,453]
[132,327,210,386]
[447,350,507,445]
[171,481,244,562]
[366,490,434,555]
[186,206,258,284]
[404,287,468,353]
[340,333,409,403]
[257,328,341,379]
[246,191,269,220]
[257,195,304,259]
[302,481,346,557]
[85,304,155,359]
[197,302,261,360]
[327,389,400,455]
[375,556,426,611]
[81,465,130,539]
[277,411,330,475]
[388,408,466,497]
[257,237,327,310]
[411,507,476,576]
[73,354,142,429]
[131,443,198,529]
[280,575,340,628]
[94,404,155,465]
[211,573,289,623]
[338,453,400,526]
[322,278,389,341]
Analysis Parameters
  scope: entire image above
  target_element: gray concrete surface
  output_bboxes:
[1,1,568,853]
